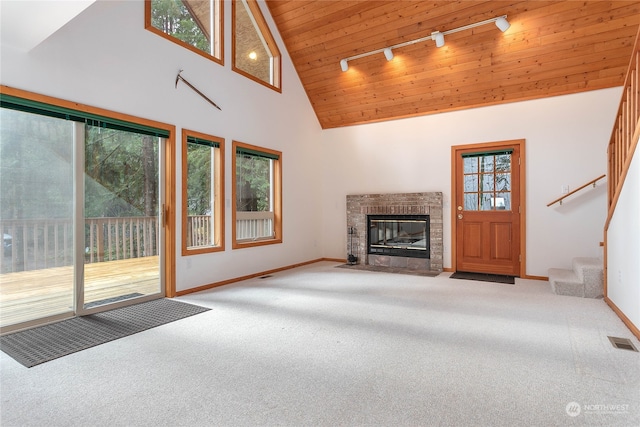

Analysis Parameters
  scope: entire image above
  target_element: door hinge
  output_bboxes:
[519,254,521,262]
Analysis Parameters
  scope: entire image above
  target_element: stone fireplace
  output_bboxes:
[346,192,443,273]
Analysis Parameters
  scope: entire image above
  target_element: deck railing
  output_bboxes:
[186,215,212,247]
[85,216,158,263]
[1,217,159,273]
[186,213,274,247]
[1,218,75,272]
[235,211,274,241]
[2,213,274,273]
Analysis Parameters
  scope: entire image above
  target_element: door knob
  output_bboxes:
[458,214,463,219]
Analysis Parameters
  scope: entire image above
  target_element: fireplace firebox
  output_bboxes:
[367,215,430,259]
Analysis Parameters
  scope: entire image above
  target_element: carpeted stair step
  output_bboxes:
[548,268,583,297]
[573,257,604,298]
[548,257,603,298]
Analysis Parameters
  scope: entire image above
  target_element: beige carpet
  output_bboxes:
[1,261,638,426]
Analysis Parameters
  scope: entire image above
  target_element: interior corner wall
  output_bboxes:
[0,0,324,293]
[320,88,622,277]
[606,147,640,332]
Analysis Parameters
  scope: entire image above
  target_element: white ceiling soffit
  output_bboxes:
[1,0,96,51]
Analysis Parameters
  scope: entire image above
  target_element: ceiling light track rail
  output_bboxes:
[340,15,509,72]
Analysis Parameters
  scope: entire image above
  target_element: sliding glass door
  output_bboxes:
[0,109,76,327]
[80,124,164,312]
[0,101,167,331]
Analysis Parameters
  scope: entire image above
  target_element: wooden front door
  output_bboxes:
[453,140,524,276]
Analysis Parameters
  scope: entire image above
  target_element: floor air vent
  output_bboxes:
[607,336,638,352]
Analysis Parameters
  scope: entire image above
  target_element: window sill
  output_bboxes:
[232,237,282,250]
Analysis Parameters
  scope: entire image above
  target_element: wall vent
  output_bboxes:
[607,336,638,352]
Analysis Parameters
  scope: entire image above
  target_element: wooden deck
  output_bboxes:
[0,256,160,329]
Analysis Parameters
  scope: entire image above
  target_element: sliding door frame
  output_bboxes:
[75,128,168,316]
[0,85,177,332]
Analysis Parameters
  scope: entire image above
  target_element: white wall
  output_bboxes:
[0,0,627,287]
[607,147,640,331]
[0,0,324,292]
[321,88,621,277]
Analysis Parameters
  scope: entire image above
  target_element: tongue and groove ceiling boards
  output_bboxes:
[265,1,640,129]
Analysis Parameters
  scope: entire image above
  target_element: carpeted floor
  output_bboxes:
[1,261,638,426]
[336,263,440,277]
[0,299,210,367]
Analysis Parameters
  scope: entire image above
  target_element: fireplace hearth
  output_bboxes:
[346,192,443,273]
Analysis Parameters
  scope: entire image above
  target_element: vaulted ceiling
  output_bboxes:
[266,1,640,129]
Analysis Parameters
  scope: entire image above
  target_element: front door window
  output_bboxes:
[463,151,512,211]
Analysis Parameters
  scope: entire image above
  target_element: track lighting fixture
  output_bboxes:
[431,31,445,48]
[495,16,510,32]
[339,15,510,72]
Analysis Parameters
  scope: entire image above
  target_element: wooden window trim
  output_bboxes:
[181,129,225,256]
[231,0,282,92]
[144,0,224,66]
[232,140,282,249]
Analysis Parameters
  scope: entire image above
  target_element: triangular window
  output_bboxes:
[232,0,281,91]
[146,0,223,64]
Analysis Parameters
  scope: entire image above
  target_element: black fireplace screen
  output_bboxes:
[367,215,430,259]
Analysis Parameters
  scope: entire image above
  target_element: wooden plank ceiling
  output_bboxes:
[265,1,640,129]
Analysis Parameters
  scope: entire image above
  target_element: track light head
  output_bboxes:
[431,31,445,48]
[340,59,349,72]
[383,48,394,61]
[495,16,510,32]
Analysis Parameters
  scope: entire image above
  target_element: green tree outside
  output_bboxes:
[151,0,209,52]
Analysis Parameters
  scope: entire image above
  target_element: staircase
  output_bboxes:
[548,257,604,298]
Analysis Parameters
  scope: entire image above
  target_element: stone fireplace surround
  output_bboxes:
[346,192,443,273]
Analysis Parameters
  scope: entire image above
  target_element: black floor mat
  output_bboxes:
[0,299,210,368]
[450,271,515,284]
